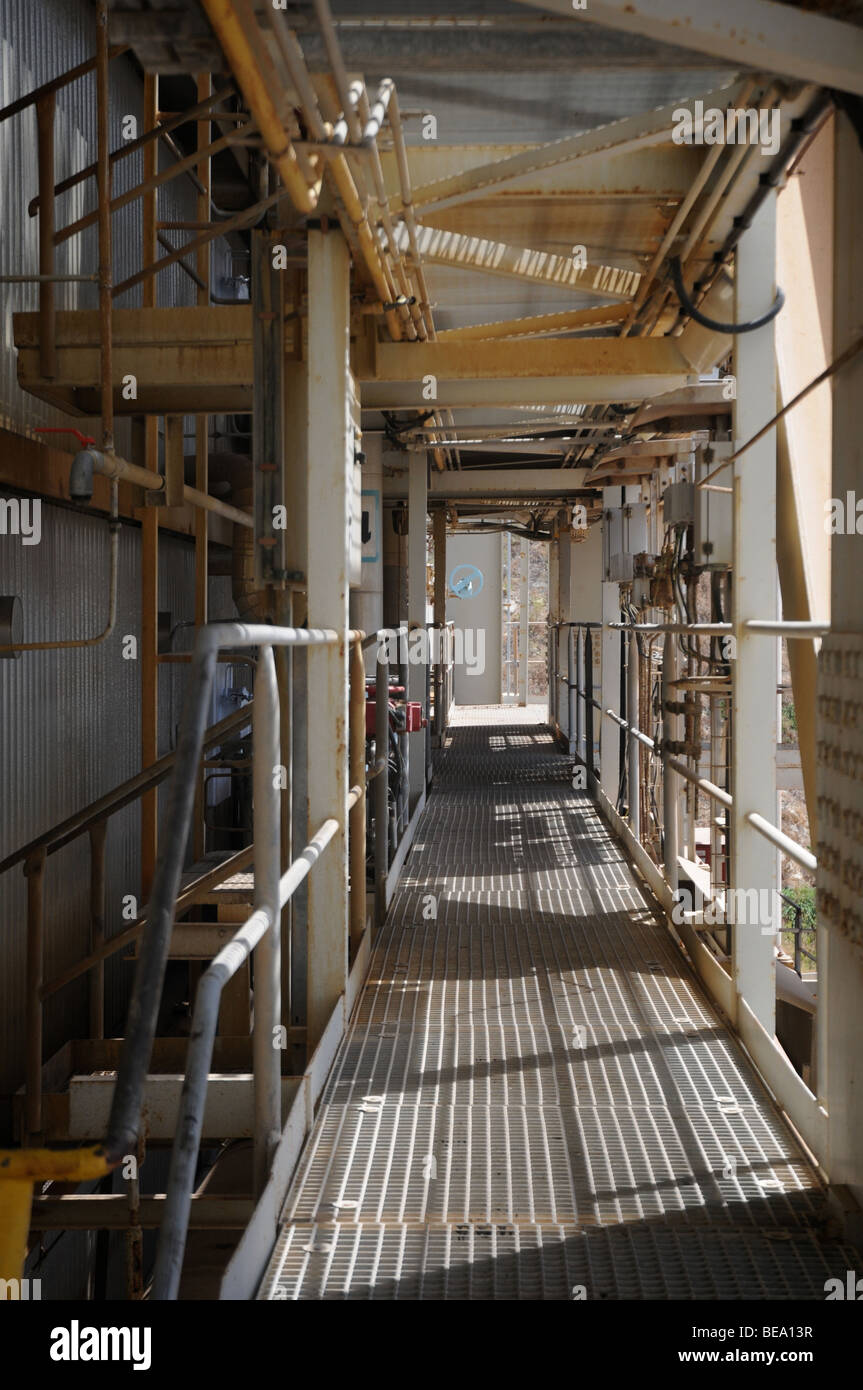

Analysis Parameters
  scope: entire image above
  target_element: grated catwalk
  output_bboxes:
[260,709,857,1300]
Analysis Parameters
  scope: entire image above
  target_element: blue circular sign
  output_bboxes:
[449,563,484,598]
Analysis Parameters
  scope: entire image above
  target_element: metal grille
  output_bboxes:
[261,711,857,1300]
[261,1223,860,1302]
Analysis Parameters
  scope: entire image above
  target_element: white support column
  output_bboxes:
[600,492,621,806]
[306,229,351,1049]
[549,534,560,726]
[731,194,778,1034]
[600,582,621,803]
[820,111,863,1210]
[572,523,603,769]
[557,530,573,740]
[408,455,428,812]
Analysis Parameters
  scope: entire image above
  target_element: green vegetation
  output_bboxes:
[781,880,816,966]
[781,699,798,745]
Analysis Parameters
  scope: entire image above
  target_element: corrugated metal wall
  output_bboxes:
[0,500,229,1096]
[0,0,242,1115]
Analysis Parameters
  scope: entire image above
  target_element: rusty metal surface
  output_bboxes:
[0,0,235,439]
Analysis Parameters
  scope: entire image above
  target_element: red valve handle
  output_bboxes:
[34,428,97,448]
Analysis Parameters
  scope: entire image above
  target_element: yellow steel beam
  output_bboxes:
[437,304,630,341]
[198,0,318,213]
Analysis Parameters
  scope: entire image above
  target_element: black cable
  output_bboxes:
[670,255,784,334]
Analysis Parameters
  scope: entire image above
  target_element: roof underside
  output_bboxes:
[104,0,849,523]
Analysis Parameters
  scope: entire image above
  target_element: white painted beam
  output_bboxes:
[437,305,630,341]
[364,336,694,383]
[514,0,863,98]
[360,336,696,411]
[403,82,748,213]
[386,468,589,498]
[68,1075,298,1141]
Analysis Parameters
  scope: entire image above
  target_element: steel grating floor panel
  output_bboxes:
[261,710,858,1300]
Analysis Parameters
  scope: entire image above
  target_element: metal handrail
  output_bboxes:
[151,816,340,1299]
[145,622,366,1297]
[3,701,254,1143]
[0,621,363,1289]
[548,618,816,872]
[104,623,338,1171]
[0,703,252,875]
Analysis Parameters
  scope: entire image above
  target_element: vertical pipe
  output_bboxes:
[275,593,293,1072]
[375,643,389,925]
[96,0,114,452]
[433,510,447,738]
[627,629,641,841]
[554,626,559,734]
[193,49,211,833]
[398,631,408,836]
[425,640,432,785]
[106,637,218,1162]
[349,636,366,955]
[89,820,108,1040]
[36,94,56,379]
[584,629,595,777]
[290,639,307,1071]
[140,75,159,898]
[125,1137,143,1299]
[253,644,281,1197]
[25,849,47,1141]
[193,71,210,714]
[568,625,576,760]
[519,550,528,706]
[575,625,583,763]
[407,459,428,813]
[662,633,679,891]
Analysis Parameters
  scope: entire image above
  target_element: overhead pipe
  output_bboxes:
[388,85,434,342]
[620,77,758,337]
[0,483,119,656]
[70,447,253,528]
[386,83,457,468]
[265,5,402,341]
[197,0,318,214]
[96,0,113,452]
[311,0,363,144]
[355,80,420,340]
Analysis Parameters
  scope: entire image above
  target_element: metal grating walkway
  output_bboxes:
[260,709,857,1300]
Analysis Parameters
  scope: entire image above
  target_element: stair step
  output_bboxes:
[46,1074,302,1142]
[17,1037,304,1142]
[29,1194,254,1231]
[127,921,243,960]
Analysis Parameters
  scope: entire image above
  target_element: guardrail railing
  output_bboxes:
[549,615,818,923]
[148,622,359,1298]
[0,701,254,1145]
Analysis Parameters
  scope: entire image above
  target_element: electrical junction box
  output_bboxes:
[603,502,648,582]
[663,481,695,528]
[694,444,733,569]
